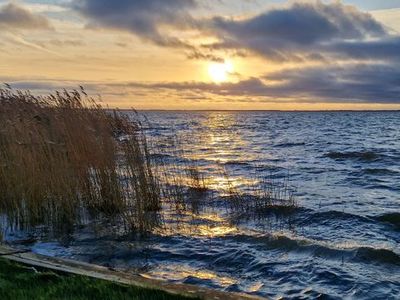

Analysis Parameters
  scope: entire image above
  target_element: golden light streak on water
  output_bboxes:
[141,264,237,287]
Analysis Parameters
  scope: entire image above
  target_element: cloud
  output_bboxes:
[0,2,53,30]
[45,39,85,47]
[6,61,399,104]
[112,63,400,103]
[72,0,198,47]
[207,1,389,62]
[263,63,400,103]
[2,31,61,56]
[3,1,400,105]
[214,2,385,43]
[325,37,400,61]
[186,50,225,62]
[71,0,397,64]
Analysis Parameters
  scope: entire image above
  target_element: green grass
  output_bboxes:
[0,258,196,300]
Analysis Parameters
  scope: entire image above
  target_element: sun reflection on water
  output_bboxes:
[155,210,238,238]
[187,112,248,161]
[180,112,261,194]
[141,264,237,287]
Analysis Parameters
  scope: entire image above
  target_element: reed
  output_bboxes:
[223,168,297,218]
[252,172,296,213]
[0,86,297,240]
[0,87,161,238]
[186,166,208,193]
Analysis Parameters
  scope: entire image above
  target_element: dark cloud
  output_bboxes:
[263,64,400,103]
[207,1,389,62]
[0,3,53,30]
[1,80,79,92]
[326,37,400,61]
[73,0,198,47]
[186,50,225,63]
[71,0,397,64]
[213,2,383,44]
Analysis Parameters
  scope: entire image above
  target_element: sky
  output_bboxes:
[0,0,400,110]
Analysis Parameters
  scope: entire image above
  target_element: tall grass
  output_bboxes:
[0,87,161,238]
[223,168,296,217]
[0,87,297,241]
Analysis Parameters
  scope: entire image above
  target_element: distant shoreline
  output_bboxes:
[111,109,400,113]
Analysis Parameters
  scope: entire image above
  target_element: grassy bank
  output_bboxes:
[0,258,196,300]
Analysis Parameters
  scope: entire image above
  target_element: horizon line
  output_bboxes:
[108,109,400,112]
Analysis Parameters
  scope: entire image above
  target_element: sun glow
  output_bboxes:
[208,60,234,83]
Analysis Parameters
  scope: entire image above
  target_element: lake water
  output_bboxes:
[13,111,400,299]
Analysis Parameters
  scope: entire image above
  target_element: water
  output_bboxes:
[9,111,400,299]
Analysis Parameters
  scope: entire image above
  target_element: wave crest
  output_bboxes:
[324,151,380,162]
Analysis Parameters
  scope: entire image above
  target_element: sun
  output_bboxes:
[208,60,234,83]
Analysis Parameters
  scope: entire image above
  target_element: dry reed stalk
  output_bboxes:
[0,87,297,241]
[0,87,161,238]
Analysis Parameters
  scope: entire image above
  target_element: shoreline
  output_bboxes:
[0,244,265,300]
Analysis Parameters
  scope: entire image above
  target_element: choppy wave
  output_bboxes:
[296,210,375,229]
[363,168,399,176]
[354,247,400,265]
[10,111,400,299]
[216,233,400,266]
[376,213,400,229]
[274,142,306,148]
[89,111,400,298]
[324,151,381,162]
[221,160,253,166]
